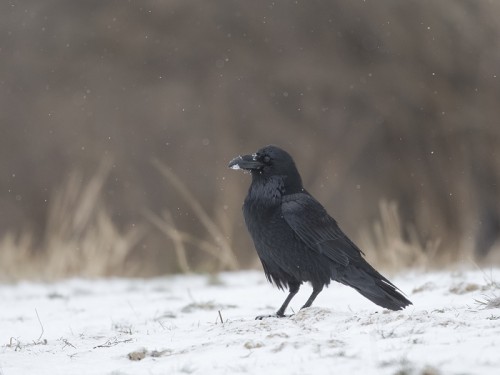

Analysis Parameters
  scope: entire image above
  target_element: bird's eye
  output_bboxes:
[263,155,271,164]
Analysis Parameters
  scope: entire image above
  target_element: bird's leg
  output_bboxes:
[301,284,324,310]
[255,283,300,320]
[276,283,300,316]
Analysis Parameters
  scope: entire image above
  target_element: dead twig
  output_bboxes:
[93,337,133,349]
[61,338,76,349]
[35,308,44,342]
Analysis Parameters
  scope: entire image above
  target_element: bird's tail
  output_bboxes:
[340,264,412,311]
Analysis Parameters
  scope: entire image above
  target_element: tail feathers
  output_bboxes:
[341,265,412,311]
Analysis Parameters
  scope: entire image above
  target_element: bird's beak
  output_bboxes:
[228,153,263,171]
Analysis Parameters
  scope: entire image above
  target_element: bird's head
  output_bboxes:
[228,145,303,193]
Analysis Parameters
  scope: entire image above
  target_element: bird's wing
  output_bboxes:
[281,193,364,266]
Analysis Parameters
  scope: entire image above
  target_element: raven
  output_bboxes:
[229,145,412,319]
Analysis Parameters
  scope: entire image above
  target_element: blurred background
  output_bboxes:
[1,0,499,280]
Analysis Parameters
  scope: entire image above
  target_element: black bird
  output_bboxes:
[229,145,412,319]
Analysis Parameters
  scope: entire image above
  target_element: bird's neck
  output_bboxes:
[283,174,304,195]
[248,174,304,205]
[247,175,283,207]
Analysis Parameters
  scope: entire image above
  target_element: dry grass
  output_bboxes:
[359,200,445,271]
[0,158,243,280]
[360,201,500,272]
[0,159,143,281]
[0,168,479,281]
[0,232,37,281]
[145,159,239,273]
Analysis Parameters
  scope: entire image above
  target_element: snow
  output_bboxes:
[229,155,243,169]
[1,269,500,375]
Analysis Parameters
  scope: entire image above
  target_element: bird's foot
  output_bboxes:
[255,313,292,320]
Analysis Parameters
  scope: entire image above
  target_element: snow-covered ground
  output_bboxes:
[1,268,500,375]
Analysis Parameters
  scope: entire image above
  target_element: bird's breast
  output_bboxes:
[243,198,296,256]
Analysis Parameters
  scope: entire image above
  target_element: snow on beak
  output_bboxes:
[228,153,263,171]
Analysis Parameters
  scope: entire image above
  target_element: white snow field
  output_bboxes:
[1,268,500,375]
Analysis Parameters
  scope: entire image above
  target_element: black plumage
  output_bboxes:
[229,145,412,319]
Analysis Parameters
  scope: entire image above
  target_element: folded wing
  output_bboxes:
[281,192,365,267]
